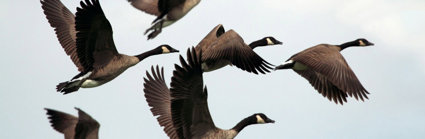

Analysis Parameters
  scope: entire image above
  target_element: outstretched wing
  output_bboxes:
[292,44,369,104]
[170,48,215,138]
[45,108,78,139]
[143,66,179,139]
[195,24,225,55]
[202,30,273,74]
[128,0,160,16]
[294,69,349,104]
[74,108,100,139]
[41,0,83,71]
[75,0,119,71]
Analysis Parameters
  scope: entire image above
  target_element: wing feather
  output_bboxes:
[45,108,78,139]
[41,0,84,71]
[128,0,161,16]
[75,0,119,71]
[202,30,273,74]
[143,66,180,139]
[170,48,216,138]
[291,44,369,104]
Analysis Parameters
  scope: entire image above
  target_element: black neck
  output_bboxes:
[231,116,256,132]
[338,40,358,51]
[135,48,161,61]
[248,39,266,49]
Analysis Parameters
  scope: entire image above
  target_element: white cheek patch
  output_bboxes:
[256,115,265,124]
[266,38,274,45]
[162,46,170,53]
[359,40,365,46]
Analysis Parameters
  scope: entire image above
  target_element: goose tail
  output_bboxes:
[56,80,81,94]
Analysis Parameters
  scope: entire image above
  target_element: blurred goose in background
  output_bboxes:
[128,0,201,39]
[45,108,99,139]
[143,48,275,139]
[195,24,282,74]
[41,0,179,94]
[275,38,374,104]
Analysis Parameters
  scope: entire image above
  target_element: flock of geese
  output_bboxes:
[41,0,374,138]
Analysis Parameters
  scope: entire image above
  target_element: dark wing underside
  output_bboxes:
[158,0,186,14]
[143,66,179,139]
[294,69,349,104]
[170,48,215,138]
[45,108,78,139]
[292,44,369,104]
[74,108,100,139]
[202,30,273,74]
[41,0,84,71]
[128,0,161,16]
[75,0,119,71]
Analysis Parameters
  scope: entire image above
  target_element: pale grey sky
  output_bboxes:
[1,0,425,138]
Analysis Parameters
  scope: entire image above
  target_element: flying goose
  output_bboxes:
[275,38,374,104]
[195,24,282,74]
[41,0,179,94]
[45,108,99,139]
[128,0,201,39]
[143,48,275,139]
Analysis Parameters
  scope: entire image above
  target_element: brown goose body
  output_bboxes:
[128,0,201,39]
[275,39,374,104]
[41,0,178,94]
[79,55,140,88]
[195,24,282,74]
[45,108,100,139]
[143,48,274,139]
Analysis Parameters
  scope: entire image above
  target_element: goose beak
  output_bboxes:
[171,48,179,53]
[368,42,374,46]
[266,119,275,123]
[276,40,283,45]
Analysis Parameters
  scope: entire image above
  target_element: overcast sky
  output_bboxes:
[1,0,425,138]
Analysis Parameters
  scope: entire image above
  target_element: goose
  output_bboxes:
[45,108,99,139]
[41,0,179,94]
[195,24,282,74]
[143,48,275,139]
[128,0,201,39]
[275,38,374,104]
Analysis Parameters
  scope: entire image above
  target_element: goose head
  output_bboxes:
[158,44,179,54]
[356,38,374,46]
[252,113,275,124]
[263,37,283,46]
[249,36,282,49]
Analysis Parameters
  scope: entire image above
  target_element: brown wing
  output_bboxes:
[75,0,119,71]
[202,30,273,74]
[41,0,84,71]
[170,48,215,138]
[128,0,161,16]
[294,69,349,104]
[143,66,179,139]
[292,44,369,103]
[45,108,78,139]
[74,108,100,139]
[195,24,225,55]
